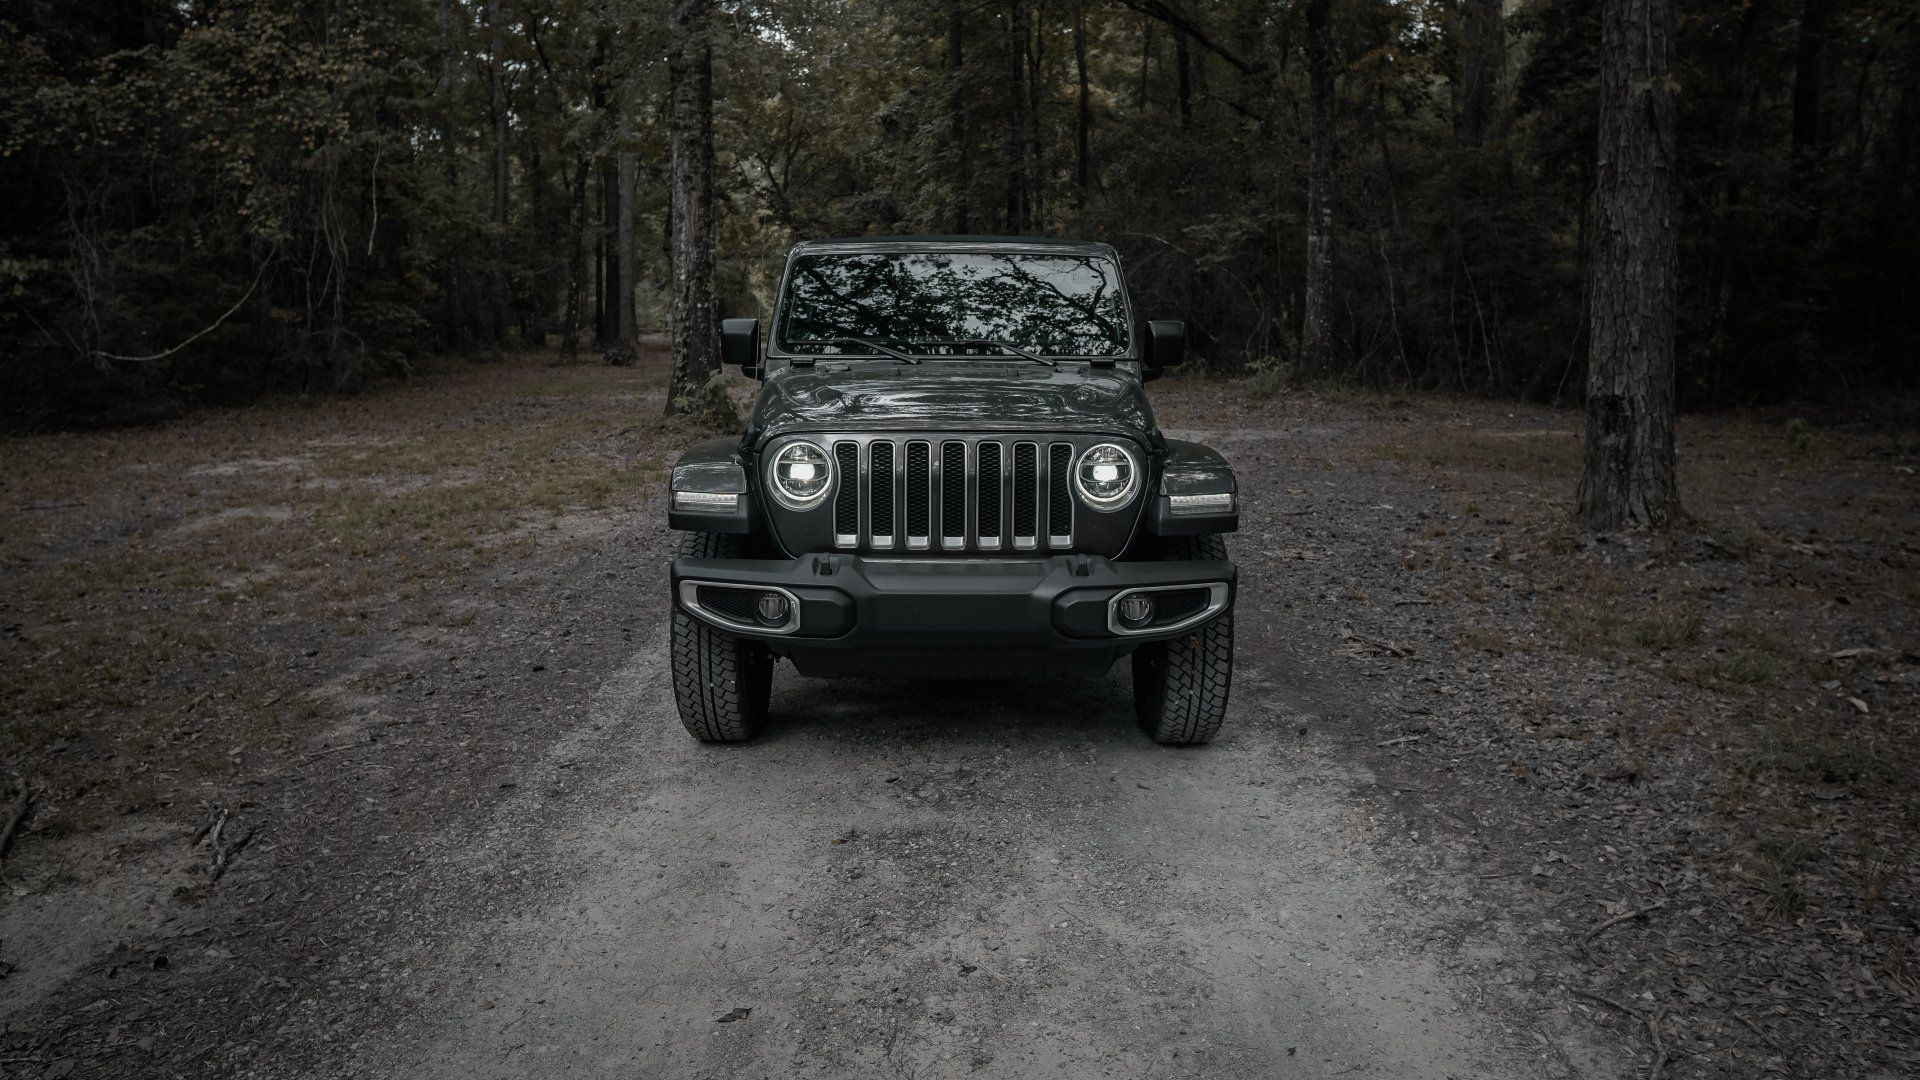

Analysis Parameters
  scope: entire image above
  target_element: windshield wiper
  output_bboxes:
[810,336,920,364]
[927,339,1057,367]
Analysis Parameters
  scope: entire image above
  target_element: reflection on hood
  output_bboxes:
[750,363,1156,441]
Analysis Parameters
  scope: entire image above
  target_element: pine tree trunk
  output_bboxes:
[611,83,638,366]
[1137,20,1152,113]
[1175,26,1191,130]
[1578,0,1679,531]
[561,154,588,361]
[1026,7,1045,230]
[595,168,610,344]
[1074,2,1090,217]
[488,0,510,346]
[1790,0,1828,239]
[1457,0,1505,150]
[1300,0,1336,373]
[665,0,720,415]
[438,0,466,350]
[1005,0,1028,233]
[949,3,970,233]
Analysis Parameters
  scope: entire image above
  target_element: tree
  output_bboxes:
[1300,0,1336,373]
[1577,0,1679,530]
[1456,0,1505,150]
[611,78,639,366]
[665,0,720,417]
[488,0,512,345]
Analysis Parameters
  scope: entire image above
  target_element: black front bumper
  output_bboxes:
[671,552,1234,679]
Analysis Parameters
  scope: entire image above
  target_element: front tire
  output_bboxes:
[1132,534,1234,745]
[671,532,774,742]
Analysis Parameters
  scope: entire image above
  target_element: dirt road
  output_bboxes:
[8,357,1913,1079]
[340,610,1519,1079]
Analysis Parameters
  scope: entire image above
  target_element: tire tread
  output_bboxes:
[671,532,773,742]
[1133,533,1234,745]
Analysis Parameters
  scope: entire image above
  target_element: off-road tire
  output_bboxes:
[1132,533,1234,745]
[671,532,774,742]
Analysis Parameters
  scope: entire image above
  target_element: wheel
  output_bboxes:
[670,532,774,742]
[1132,534,1234,745]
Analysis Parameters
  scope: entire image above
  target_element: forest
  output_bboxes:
[3,0,1915,429]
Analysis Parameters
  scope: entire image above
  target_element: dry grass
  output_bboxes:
[1367,426,1582,478]
[1,349,716,833]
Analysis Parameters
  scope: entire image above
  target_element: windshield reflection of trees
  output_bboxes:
[783,253,1127,356]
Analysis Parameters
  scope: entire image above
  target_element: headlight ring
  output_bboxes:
[1073,442,1140,510]
[767,440,834,510]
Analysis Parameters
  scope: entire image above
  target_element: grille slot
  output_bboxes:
[905,441,932,543]
[1012,442,1038,544]
[976,442,1002,546]
[941,442,967,543]
[1048,443,1074,542]
[832,442,859,540]
[869,441,895,545]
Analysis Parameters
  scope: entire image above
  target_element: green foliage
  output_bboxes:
[3,0,1917,426]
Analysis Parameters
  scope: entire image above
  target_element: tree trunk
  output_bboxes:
[561,154,588,361]
[1457,0,1505,150]
[591,25,615,348]
[949,3,971,233]
[1791,0,1827,166]
[1578,0,1679,531]
[1075,1,1091,217]
[1175,26,1192,130]
[1300,0,1336,373]
[438,0,466,350]
[1005,0,1028,233]
[1790,0,1828,233]
[488,0,510,346]
[595,168,610,344]
[1138,19,1152,113]
[665,0,720,415]
[1026,6,1046,230]
[611,82,638,366]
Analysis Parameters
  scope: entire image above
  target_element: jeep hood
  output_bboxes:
[747,364,1157,442]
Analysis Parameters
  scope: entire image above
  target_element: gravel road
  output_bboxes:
[4,371,1633,1079]
[12,365,1912,1078]
[347,660,1511,1080]
[325,462,1528,1079]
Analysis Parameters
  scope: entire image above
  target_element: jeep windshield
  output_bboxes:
[777,252,1129,359]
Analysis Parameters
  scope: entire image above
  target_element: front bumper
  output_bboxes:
[671,552,1234,679]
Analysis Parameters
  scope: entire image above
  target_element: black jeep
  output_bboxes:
[666,237,1239,744]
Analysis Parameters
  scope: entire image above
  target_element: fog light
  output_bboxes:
[757,593,790,624]
[1118,595,1154,625]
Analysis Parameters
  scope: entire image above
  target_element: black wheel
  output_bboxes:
[1132,534,1234,745]
[671,532,774,742]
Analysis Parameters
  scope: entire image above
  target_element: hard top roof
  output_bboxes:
[790,235,1119,259]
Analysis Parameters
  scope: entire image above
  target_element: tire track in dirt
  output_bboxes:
[341,625,1530,1079]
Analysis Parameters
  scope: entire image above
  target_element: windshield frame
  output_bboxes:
[770,248,1137,362]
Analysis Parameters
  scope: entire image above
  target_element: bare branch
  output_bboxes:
[92,258,270,364]
[1112,0,1259,76]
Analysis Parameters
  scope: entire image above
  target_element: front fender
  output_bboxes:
[668,437,754,534]
[1147,439,1239,536]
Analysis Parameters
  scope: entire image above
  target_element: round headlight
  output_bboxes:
[768,441,834,510]
[1074,443,1139,509]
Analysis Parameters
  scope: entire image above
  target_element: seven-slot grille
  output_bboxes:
[818,436,1106,552]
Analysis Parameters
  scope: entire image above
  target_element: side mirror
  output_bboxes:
[1146,320,1186,369]
[721,318,761,376]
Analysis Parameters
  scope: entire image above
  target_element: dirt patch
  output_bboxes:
[0,362,1913,1078]
[1173,379,1920,1079]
